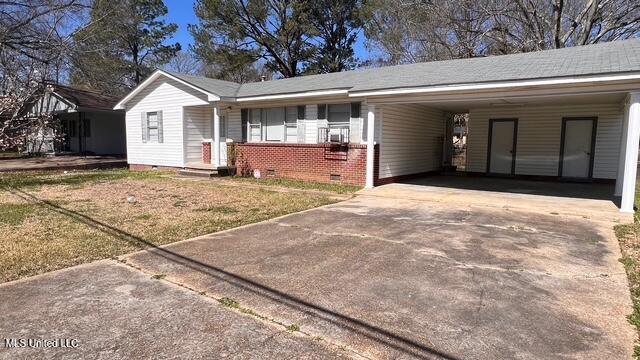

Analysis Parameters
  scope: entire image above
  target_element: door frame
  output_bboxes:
[486,118,518,175]
[558,117,598,179]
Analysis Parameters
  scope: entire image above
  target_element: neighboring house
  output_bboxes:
[115,39,640,212]
[23,84,126,155]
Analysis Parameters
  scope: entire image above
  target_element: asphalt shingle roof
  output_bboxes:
[167,39,640,99]
[165,71,241,98]
[51,84,120,110]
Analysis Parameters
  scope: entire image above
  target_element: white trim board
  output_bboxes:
[235,89,349,102]
[349,74,640,98]
[114,70,220,110]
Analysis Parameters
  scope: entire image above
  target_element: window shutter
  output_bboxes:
[241,109,248,142]
[350,102,361,118]
[141,112,147,143]
[157,110,163,143]
[317,104,326,120]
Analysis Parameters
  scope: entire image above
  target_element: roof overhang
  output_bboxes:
[235,89,349,102]
[113,69,220,110]
[349,73,640,98]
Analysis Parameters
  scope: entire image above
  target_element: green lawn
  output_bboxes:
[615,188,640,358]
[0,169,350,283]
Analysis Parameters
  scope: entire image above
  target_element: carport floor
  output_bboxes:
[117,190,635,359]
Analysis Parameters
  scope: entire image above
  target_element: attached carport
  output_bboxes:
[357,79,640,214]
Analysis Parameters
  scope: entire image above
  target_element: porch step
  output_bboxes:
[178,168,219,178]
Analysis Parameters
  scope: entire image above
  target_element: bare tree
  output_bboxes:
[163,51,204,75]
[0,0,90,152]
[364,0,640,64]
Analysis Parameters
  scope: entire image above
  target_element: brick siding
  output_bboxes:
[234,143,379,186]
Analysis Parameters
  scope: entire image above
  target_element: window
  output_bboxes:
[220,114,228,138]
[241,109,248,142]
[285,106,298,142]
[68,119,77,137]
[265,107,285,141]
[147,112,159,142]
[249,108,261,142]
[328,103,350,125]
[317,104,327,120]
[244,106,300,142]
[350,102,361,118]
[142,111,163,143]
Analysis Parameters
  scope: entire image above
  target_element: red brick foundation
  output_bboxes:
[234,143,379,186]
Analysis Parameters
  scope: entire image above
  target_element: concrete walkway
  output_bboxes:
[0,155,126,172]
[0,260,348,359]
[0,182,635,359]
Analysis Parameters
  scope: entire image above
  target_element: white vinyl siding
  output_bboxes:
[466,103,623,179]
[184,106,210,164]
[379,104,444,179]
[125,76,208,167]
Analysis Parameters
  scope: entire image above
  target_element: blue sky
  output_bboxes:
[164,0,370,60]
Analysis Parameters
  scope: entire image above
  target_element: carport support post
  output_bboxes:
[621,92,640,213]
[615,103,630,196]
[213,104,221,168]
[366,104,375,188]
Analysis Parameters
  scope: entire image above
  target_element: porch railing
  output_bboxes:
[318,125,350,144]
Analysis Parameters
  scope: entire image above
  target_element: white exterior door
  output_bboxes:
[489,120,516,174]
[219,112,227,166]
[561,119,594,178]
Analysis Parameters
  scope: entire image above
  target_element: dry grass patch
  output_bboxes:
[0,170,338,283]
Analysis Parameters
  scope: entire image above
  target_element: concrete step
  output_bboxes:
[178,168,219,178]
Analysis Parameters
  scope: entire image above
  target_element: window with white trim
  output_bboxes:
[245,106,300,142]
[147,112,159,142]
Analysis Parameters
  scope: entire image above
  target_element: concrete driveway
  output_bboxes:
[0,180,635,359]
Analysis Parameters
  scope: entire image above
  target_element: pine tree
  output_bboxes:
[72,0,180,96]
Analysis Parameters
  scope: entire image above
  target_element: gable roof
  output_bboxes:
[50,84,120,111]
[163,71,241,98]
[116,38,640,107]
[237,38,640,97]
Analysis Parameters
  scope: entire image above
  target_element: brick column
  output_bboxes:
[202,141,211,164]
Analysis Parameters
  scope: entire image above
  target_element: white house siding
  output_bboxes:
[466,103,623,179]
[378,104,445,179]
[125,77,209,167]
[184,106,211,163]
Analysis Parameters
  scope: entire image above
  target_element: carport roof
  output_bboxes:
[121,38,640,105]
[237,39,640,97]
